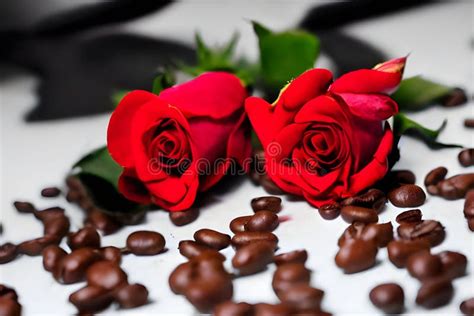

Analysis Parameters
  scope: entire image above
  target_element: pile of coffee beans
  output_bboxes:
[0,284,21,316]
[424,167,474,200]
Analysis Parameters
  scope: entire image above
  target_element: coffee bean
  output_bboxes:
[0,297,21,316]
[53,247,102,284]
[69,285,113,313]
[388,184,426,207]
[396,209,423,224]
[416,276,454,309]
[41,187,61,197]
[98,246,122,264]
[86,260,128,290]
[391,170,416,185]
[440,87,467,107]
[34,207,65,222]
[43,216,70,238]
[214,301,254,316]
[184,276,233,313]
[169,208,199,226]
[437,173,474,199]
[437,251,467,279]
[0,243,18,264]
[178,240,224,260]
[387,240,430,268]
[231,232,278,249]
[272,263,311,297]
[468,218,474,232]
[84,209,121,235]
[232,242,275,276]
[464,190,474,218]
[260,175,285,195]
[42,245,67,272]
[360,222,394,248]
[115,283,148,309]
[0,285,18,301]
[341,189,386,212]
[459,149,474,167]
[126,231,165,255]
[318,203,340,220]
[398,220,445,247]
[424,167,448,187]
[460,297,474,315]
[194,229,231,250]
[18,235,61,256]
[406,251,443,280]
[67,227,101,250]
[254,303,291,316]
[245,211,279,232]
[13,201,36,214]
[251,196,282,213]
[229,216,252,233]
[338,222,365,247]
[274,249,308,266]
[169,262,193,294]
[340,205,378,224]
[464,118,474,128]
[278,284,324,312]
[335,239,378,273]
[369,283,404,314]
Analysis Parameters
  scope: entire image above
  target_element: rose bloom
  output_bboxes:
[245,58,406,207]
[107,72,250,211]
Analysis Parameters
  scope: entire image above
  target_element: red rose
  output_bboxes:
[107,72,250,211]
[245,57,406,207]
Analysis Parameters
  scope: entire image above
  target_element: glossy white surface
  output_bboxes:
[1,1,473,315]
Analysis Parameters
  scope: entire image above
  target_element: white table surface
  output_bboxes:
[1,1,473,315]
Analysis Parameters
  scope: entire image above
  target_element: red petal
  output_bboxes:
[373,56,407,74]
[337,93,398,121]
[245,96,275,147]
[118,168,151,204]
[329,69,402,94]
[107,90,156,168]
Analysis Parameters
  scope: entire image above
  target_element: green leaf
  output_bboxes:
[111,90,129,107]
[393,113,462,149]
[152,68,176,95]
[392,76,453,111]
[253,21,320,91]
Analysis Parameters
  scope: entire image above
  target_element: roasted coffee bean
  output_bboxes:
[254,303,291,316]
[86,261,128,290]
[178,240,225,260]
[335,239,378,273]
[340,205,378,224]
[388,184,426,207]
[416,276,454,309]
[43,216,70,238]
[13,201,36,214]
[230,216,252,234]
[67,227,101,250]
[251,196,282,213]
[460,298,474,315]
[34,207,65,221]
[440,87,467,107]
[169,262,193,294]
[184,276,233,313]
[274,249,308,266]
[437,173,474,199]
[245,211,279,232]
[465,118,474,128]
[231,232,278,249]
[318,203,341,220]
[360,222,394,248]
[18,235,60,256]
[369,283,404,314]
[214,301,254,316]
[0,243,18,264]
[391,170,416,185]
[69,285,113,313]
[272,263,311,296]
[126,231,165,255]
[396,209,423,224]
[468,218,474,232]
[398,220,445,247]
[84,209,121,235]
[424,167,448,187]
[115,283,148,309]
[260,174,285,195]
[459,149,474,167]
[53,247,102,284]
[279,284,324,311]
[232,242,274,276]
[387,240,430,268]
[342,189,386,212]
[98,246,122,264]
[464,190,474,218]
[169,208,199,226]
[41,187,61,197]
[0,297,21,316]
[194,229,231,250]
[338,222,365,247]
[0,285,18,301]
[42,245,67,272]
[437,251,467,279]
[406,251,443,280]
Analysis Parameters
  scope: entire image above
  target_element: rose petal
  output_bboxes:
[337,93,398,121]
[329,69,402,94]
[118,168,151,204]
[245,96,275,147]
[294,95,351,125]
